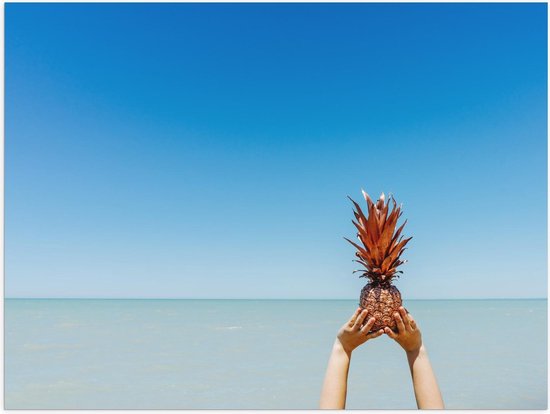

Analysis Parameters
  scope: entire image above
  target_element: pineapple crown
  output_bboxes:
[344,189,412,285]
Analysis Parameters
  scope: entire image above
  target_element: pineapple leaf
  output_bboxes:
[345,189,411,282]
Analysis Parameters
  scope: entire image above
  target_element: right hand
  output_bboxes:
[384,306,422,353]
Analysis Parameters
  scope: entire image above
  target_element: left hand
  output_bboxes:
[336,308,384,355]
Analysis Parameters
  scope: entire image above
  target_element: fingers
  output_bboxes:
[360,317,376,334]
[406,311,417,331]
[384,326,398,339]
[348,307,362,327]
[399,306,418,331]
[366,328,384,340]
[394,311,406,333]
[352,309,368,330]
[399,307,412,331]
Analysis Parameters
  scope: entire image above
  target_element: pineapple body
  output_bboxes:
[359,283,402,332]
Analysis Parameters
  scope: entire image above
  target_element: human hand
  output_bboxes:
[336,308,384,355]
[384,306,423,353]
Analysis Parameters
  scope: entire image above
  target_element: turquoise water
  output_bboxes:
[4,298,547,409]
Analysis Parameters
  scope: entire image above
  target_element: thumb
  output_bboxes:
[384,326,398,339]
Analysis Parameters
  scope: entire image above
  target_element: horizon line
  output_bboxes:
[4,297,548,301]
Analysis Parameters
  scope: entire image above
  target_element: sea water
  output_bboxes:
[4,299,547,409]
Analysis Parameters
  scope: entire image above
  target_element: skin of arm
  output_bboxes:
[385,307,445,409]
[319,308,384,409]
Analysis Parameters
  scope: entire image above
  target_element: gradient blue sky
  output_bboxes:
[6,3,547,299]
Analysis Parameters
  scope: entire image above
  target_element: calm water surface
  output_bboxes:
[4,299,547,409]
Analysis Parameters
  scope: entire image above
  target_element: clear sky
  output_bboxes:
[5,3,547,299]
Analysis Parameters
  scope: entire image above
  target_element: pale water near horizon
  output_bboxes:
[5,299,547,409]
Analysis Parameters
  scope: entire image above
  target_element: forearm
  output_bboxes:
[319,339,352,409]
[406,345,444,409]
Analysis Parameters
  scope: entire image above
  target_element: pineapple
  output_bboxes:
[344,190,412,333]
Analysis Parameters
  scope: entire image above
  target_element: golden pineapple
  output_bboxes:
[344,190,412,333]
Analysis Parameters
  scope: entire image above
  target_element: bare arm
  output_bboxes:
[385,307,444,409]
[319,308,383,409]
[406,344,444,409]
[319,338,352,409]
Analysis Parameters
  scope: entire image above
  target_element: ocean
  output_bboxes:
[4,298,547,409]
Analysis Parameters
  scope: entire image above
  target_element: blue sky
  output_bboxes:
[5,3,547,299]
